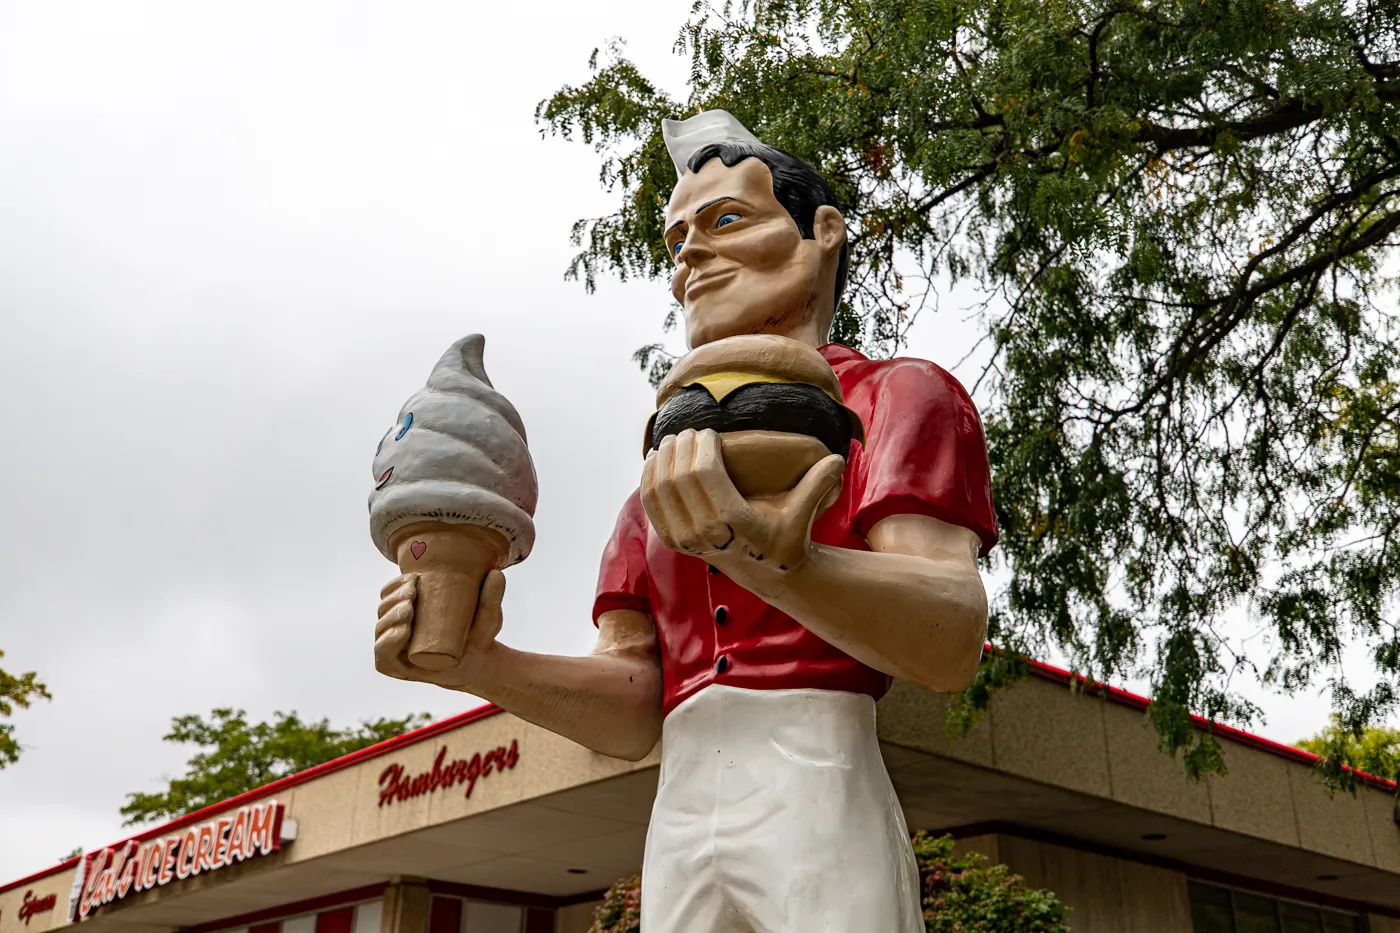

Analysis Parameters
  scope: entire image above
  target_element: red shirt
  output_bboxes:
[593,343,998,716]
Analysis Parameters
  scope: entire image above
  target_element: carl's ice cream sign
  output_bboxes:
[68,799,295,921]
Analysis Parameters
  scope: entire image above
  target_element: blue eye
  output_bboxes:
[672,241,683,257]
[395,412,413,440]
[715,212,740,228]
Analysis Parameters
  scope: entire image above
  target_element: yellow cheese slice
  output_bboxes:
[687,371,844,403]
[650,370,865,453]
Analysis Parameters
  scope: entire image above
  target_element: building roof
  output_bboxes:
[2,655,1387,898]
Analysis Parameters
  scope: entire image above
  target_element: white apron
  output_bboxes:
[641,685,923,933]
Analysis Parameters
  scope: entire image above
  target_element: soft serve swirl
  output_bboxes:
[369,334,538,565]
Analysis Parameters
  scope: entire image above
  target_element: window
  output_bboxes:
[466,902,523,933]
[429,895,552,933]
[281,914,317,933]
[353,900,383,933]
[1189,881,1364,933]
[221,901,381,933]
[315,907,355,933]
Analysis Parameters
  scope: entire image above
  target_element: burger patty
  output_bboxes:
[650,382,854,458]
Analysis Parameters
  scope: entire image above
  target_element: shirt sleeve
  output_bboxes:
[846,358,999,555]
[592,490,653,623]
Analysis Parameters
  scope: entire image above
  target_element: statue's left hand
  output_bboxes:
[640,428,844,579]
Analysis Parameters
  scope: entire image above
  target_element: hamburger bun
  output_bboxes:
[643,335,863,500]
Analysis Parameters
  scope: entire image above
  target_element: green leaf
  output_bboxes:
[0,648,52,769]
[119,708,431,825]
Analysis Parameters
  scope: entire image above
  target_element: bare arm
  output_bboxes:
[748,514,987,692]
[643,429,987,693]
[376,572,663,761]
[467,610,664,761]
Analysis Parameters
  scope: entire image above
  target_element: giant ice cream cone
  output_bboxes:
[369,335,537,671]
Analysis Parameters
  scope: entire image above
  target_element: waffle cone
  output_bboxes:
[390,521,508,671]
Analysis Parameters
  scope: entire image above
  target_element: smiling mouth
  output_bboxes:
[685,269,737,300]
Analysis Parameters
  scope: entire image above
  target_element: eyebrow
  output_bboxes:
[666,195,737,235]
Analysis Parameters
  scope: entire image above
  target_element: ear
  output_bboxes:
[812,205,847,258]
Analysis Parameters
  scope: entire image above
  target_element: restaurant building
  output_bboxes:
[3,663,1398,933]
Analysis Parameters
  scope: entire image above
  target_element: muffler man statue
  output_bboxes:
[374,110,997,933]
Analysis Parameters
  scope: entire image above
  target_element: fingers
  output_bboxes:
[660,432,704,539]
[380,573,416,600]
[641,435,693,551]
[375,569,506,687]
[375,573,415,665]
[642,431,740,555]
[640,447,675,547]
[687,429,746,551]
[377,574,416,620]
[375,574,418,679]
[645,430,836,563]
[774,454,845,554]
[374,603,414,678]
[691,429,745,517]
[788,455,846,524]
[375,596,414,639]
[670,428,704,511]
[674,430,736,549]
[470,570,507,646]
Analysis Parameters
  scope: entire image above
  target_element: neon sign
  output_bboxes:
[68,799,294,921]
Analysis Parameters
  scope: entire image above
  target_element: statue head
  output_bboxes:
[662,112,848,349]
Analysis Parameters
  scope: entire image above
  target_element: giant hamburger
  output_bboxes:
[643,335,865,499]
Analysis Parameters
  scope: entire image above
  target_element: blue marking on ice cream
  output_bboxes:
[395,412,413,440]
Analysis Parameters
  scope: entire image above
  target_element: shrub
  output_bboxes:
[914,832,1070,933]
[588,874,641,933]
[587,832,1070,933]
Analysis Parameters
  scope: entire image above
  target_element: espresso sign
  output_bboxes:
[378,739,519,807]
[69,799,292,921]
[17,890,56,925]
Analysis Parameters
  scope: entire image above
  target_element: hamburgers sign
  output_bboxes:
[68,799,295,921]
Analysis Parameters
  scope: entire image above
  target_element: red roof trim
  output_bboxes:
[0,702,504,896]
[1020,655,1396,792]
[0,857,82,899]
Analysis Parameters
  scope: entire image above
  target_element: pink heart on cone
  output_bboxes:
[410,541,427,560]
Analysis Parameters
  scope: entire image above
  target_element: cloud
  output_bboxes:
[0,0,686,876]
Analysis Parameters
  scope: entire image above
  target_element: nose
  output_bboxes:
[675,231,715,265]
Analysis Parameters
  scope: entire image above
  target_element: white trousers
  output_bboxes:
[641,685,923,933]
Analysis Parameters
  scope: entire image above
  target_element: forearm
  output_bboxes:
[746,544,987,692]
[457,643,663,761]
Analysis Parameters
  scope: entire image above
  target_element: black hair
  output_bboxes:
[687,141,848,317]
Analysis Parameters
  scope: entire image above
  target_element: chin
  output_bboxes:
[685,301,767,347]
[685,288,806,347]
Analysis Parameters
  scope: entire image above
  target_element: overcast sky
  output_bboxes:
[0,0,1365,882]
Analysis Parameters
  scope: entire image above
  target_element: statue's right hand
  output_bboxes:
[374,572,419,676]
[374,571,504,690]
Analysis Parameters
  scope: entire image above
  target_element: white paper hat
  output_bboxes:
[662,109,762,177]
